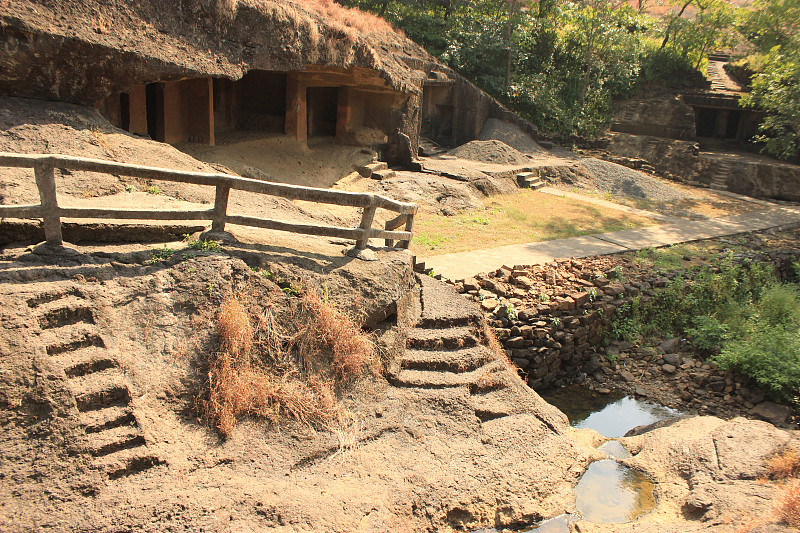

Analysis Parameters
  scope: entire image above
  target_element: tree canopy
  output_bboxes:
[340,0,799,159]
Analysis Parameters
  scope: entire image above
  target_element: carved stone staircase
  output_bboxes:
[29,289,163,479]
[517,171,545,190]
[387,275,508,393]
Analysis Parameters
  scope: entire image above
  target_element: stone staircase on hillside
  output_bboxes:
[710,160,731,191]
[28,288,163,479]
[387,275,507,392]
[517,171,545,190]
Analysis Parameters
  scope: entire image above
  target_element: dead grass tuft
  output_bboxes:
[296,0,398,36]
[768,449,800,481]
[292,289,378,382]
[217,0,399,39]
[779,480,800,527]
[217,298,253,359]
[200,285,377,438]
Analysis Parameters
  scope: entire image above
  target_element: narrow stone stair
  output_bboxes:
[710,160,731,191]
[29,289,163,479]
[388,275,511,394]
[357,161,396,180]
[517,171,545,190]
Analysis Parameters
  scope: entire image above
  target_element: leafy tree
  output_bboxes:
[741,49,800,160]
[739,0,800,160]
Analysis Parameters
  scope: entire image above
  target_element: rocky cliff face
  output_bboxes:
[0,0,435,104]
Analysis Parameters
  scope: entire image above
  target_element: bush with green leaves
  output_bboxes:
[611,256,800,404]
[717,285,800,402]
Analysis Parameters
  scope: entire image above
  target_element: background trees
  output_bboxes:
[340,0,798,158]
[739,0,800,160]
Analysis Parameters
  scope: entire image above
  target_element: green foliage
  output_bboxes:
[612,256,800,404]
[148,246,174,261]
[504,303,518,320]
[610,258,776,343]
[184,236,224,252]
[413,232,446,250]
[739,0,800,160]
[340,0,747,138]
[716,284,800,402]
[685,315,729,350]
[659,0,737,70]
[639,45,697,86]
[741,48,800,160]
[146,185,162,195]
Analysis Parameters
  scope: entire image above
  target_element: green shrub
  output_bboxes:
[686,315,729,351]
[716,325,800,403]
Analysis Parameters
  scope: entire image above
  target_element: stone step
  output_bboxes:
[388,360,504,389]
[80,405,136,433]
[94,448,163,479]
[371,169,396,181]
[417,275,483,328]
[41,323,104,356]
[26,287,80,308]
[516,172,537,187]
[406,326,479,350]
[86,425,145,457]
[35,295,94,330]
[401,346,493,373]
[53,347,117,378]
[387,361,505,389]
[356,161,388,177]
[70,370,130,412]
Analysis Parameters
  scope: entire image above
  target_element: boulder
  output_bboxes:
[749,402,793,426]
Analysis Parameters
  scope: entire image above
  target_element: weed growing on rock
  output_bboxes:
[779,481,800,527]
[148,246,174,262]
[185,236,223,252]
[199,281,378,438]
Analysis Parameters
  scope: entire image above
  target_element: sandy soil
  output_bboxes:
[178,131,376,189]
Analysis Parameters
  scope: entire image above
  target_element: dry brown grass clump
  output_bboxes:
[768,449,800,481]
[779,481,800,527]
[213,0,399,38]
[201,296,344,437]
[292,289,378,382]
[294,0,399,36]
[200,285,377,438]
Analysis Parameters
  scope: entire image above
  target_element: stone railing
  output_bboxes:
[0,153,416,250]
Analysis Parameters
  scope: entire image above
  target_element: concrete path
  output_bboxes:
[419,205,800,281]
[538,186,680,222]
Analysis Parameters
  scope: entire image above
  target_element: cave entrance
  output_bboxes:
[695,107,717,138]
[421,84,454,145]
[306,87,339,137]
[145,82,164,142]
[213,71,288,135]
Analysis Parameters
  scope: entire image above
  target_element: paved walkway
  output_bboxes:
[538,186,680,222]
[419,205,800,281]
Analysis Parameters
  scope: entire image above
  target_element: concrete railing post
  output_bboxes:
[34,160,62,246]
[355,201,376,250]
[211,183,230,232]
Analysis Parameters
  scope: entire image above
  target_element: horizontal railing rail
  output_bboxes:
[0,152,417,251]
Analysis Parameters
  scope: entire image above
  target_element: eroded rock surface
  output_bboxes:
[0,248,596,532]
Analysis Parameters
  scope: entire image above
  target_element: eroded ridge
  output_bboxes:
[30,290,163,479]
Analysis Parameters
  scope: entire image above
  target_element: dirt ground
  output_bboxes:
[178,131,376,189]
[2,97,799,532]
